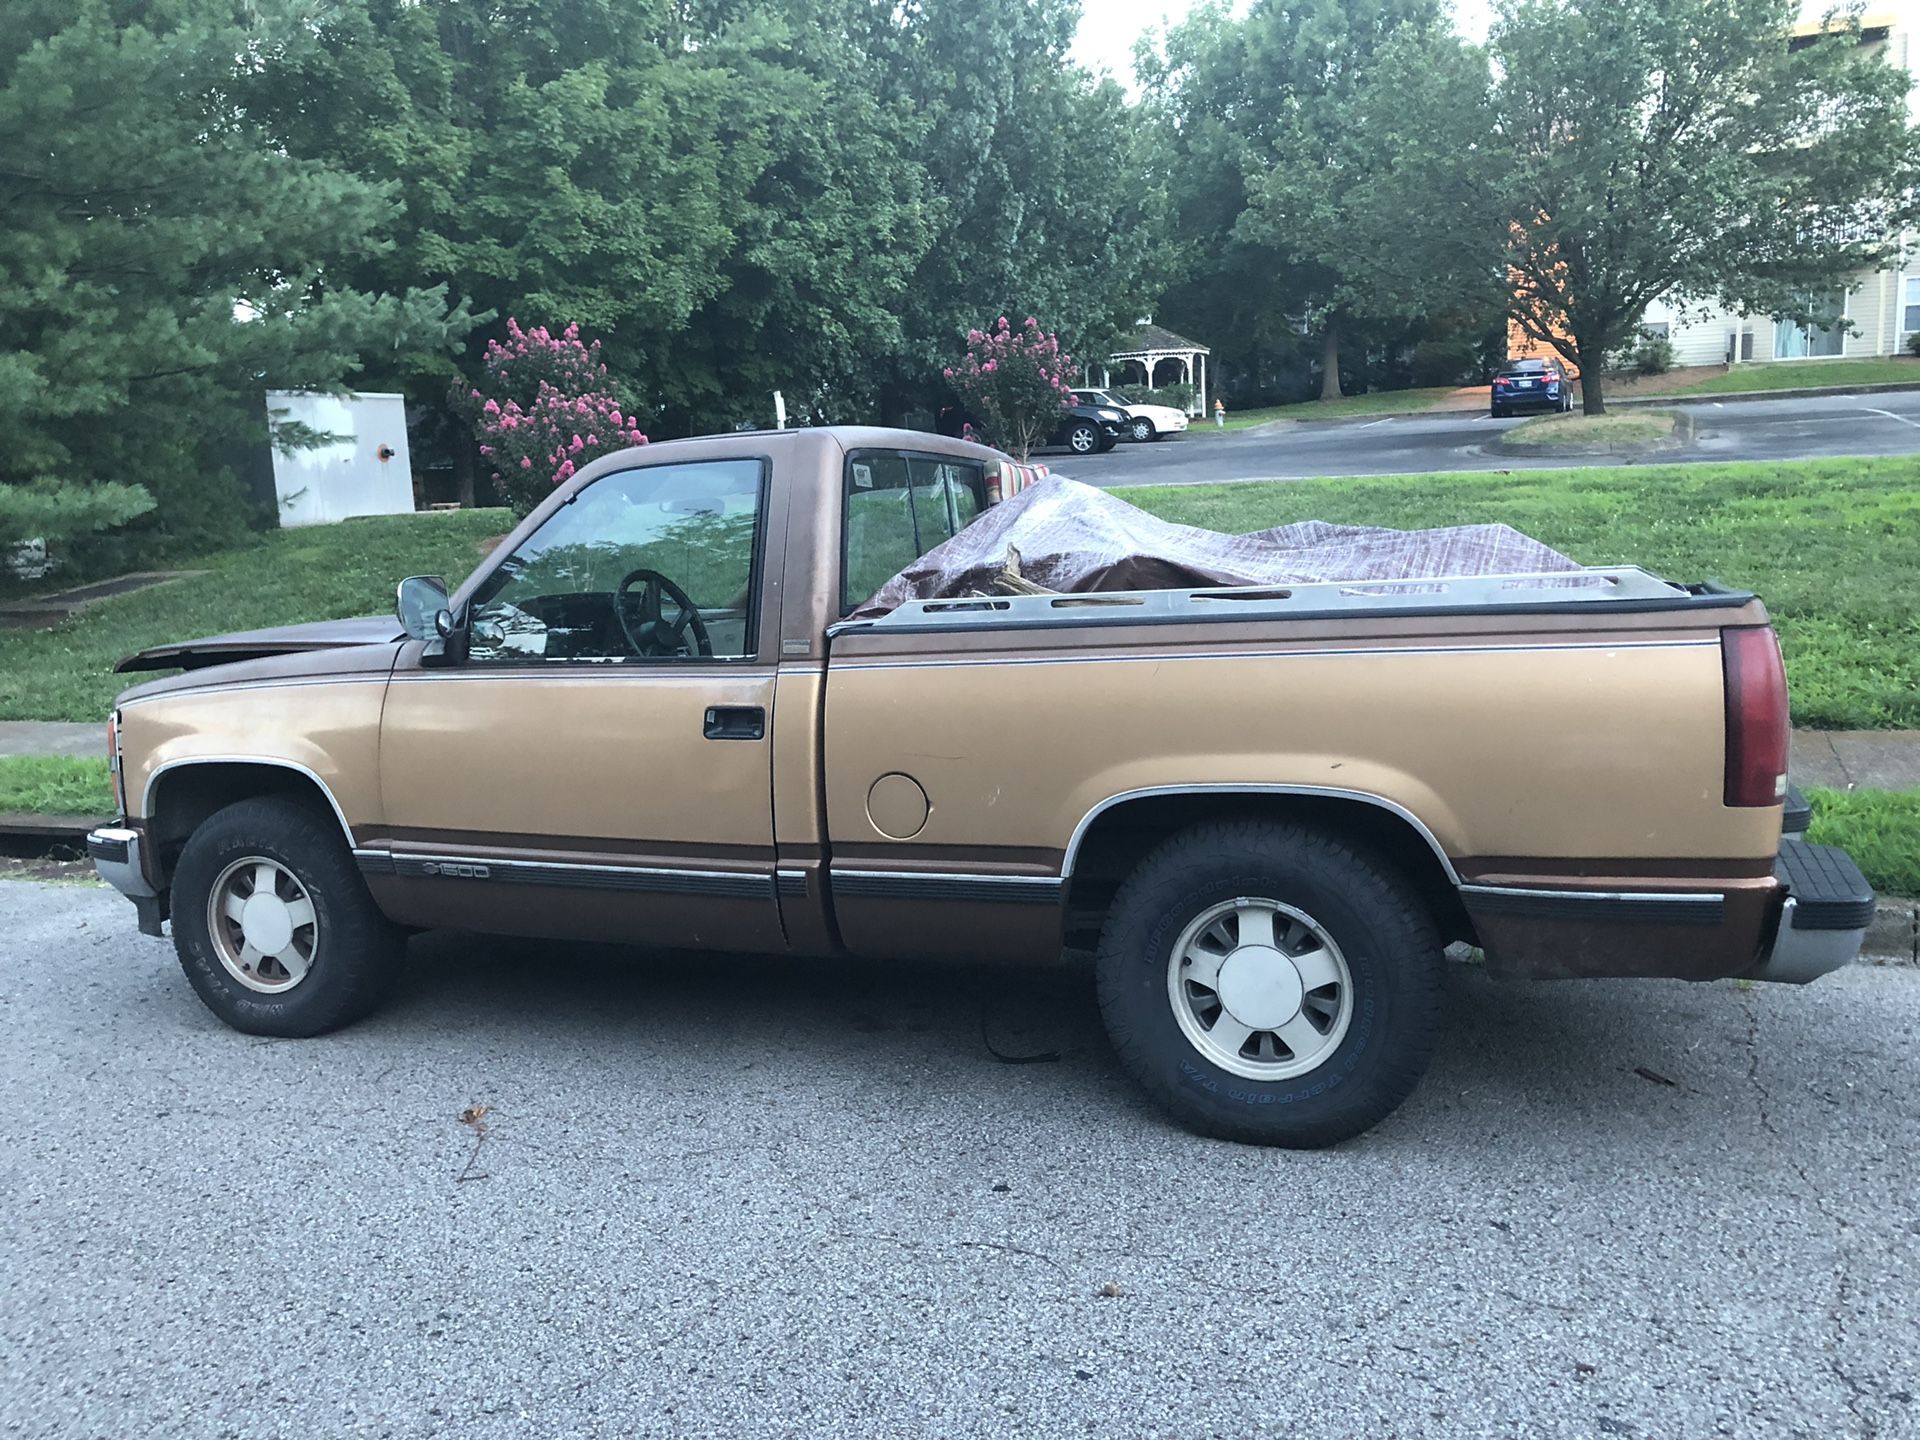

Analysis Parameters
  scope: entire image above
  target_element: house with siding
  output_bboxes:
[1639,8,1917,367]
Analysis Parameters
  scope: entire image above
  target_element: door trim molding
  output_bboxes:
[358,849,773,900]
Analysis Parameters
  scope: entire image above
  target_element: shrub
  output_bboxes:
[1906,330,1920,358]
[943,317,1075,460]
[0,479,155,549]
[465,320,646,516]
[1631,332,1675,376]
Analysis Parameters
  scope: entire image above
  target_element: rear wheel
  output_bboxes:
[1095,820,1445,1147]
[1066,421,1099,454]
[171,796,404,1037]
[1129,416,1155,442]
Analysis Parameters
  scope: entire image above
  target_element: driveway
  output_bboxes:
[4,880,1917,1438]
[1052,389,1920,487]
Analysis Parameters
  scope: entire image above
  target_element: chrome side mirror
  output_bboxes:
[396,575,449,642]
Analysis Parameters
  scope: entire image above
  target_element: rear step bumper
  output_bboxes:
[1782,784,1811,837]
[1746,839,1875,984]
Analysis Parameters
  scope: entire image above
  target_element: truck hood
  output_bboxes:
[115,614,403,673]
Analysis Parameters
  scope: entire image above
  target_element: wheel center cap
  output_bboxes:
[1214,945,1304,1029]
[240,893,294,956]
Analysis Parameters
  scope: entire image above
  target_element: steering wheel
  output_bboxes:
[614,568,713,658]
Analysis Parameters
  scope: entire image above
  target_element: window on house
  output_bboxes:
[1773,290,1846,359]
[1903,277,1920,337]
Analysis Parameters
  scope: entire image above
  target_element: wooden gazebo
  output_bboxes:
[1098,323,1211,416]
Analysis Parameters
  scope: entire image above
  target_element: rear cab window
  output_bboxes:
[842,449,987,614]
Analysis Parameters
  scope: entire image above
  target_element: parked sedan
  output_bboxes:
[936,402,1126,455]
[1490,358,1575,417]
[1072,388,1191,442]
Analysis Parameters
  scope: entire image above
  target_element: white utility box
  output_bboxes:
[265,390,414,527]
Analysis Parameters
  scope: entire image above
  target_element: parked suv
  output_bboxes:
[1490,358,1574,417]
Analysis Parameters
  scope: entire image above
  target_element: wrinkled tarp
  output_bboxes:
[852,476,1584,618]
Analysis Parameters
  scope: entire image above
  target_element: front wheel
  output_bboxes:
[171,796,404,1037]
[1066,421,1099,454]
[1129,416,1155,442]
[1095,819,1445,1147]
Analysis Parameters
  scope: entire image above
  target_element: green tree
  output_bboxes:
[0,0,471,551]
[876,0,1167,417]
[1239,16,1504,398]
[1490,0,1919,413]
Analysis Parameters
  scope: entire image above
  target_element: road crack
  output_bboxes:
[1744,991,1876,1436]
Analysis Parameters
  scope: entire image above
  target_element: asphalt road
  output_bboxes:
[1051,389,1920,487]
[5,880,1918,1439]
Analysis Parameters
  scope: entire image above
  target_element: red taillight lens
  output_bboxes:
[1722,625,1788,807]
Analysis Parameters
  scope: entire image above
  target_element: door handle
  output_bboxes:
[703,705,765,740]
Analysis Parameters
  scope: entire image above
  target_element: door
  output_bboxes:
[372,454,787,952]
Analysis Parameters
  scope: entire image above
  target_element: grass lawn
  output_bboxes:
[1806,787,1920,897]
[0,756,113,816]
[1502,412,1678,449]
[14,754,1913,897]
[0,509,511,723]
[1662,357,1920,396]
[1131,455,1920,730]
[3,454,1918,731]
[1203,386,1462,431]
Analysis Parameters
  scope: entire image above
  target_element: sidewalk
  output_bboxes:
[0,721,99,759]
[1788,729,1920,791]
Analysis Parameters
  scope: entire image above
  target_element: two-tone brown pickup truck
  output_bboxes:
[88,426,1875,1147]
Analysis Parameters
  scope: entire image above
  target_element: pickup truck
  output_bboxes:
[87,426,1876,1147]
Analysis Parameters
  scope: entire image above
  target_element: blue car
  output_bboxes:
[1490,358,1575,417]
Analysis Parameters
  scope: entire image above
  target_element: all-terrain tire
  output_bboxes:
[1095,819,1445,1147]
[171,796,404,1037]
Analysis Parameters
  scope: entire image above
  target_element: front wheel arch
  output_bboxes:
[144,760,355,890]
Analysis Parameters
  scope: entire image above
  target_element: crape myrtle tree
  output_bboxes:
[467,321,647,516]
[944,318,1077,460]
[1488,0,1920,413]
[0,0,471,553]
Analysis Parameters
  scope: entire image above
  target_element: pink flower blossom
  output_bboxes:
[520,457,533,469]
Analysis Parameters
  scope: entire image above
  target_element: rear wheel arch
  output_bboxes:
[1062,787,1470,948]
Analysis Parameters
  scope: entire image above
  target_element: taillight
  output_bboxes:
[1722,626,1788,806]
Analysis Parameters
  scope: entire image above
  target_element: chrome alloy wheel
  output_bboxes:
[1167,897,1353,1080]
[206,856,319,994]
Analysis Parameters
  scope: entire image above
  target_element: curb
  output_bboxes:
[1611,378,1920,409]
[0,812,105,842]
[1492,408,1693,457]
[1862,898,1919,966]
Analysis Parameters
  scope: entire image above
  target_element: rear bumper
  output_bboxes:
[88,824,166,937]
[1745,840,1875,984]
[1460,833,1872,984]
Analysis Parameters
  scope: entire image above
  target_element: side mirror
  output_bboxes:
[396,575,449,642]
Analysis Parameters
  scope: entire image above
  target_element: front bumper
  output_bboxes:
[88,825,166,936]
[1746,839,1875,984]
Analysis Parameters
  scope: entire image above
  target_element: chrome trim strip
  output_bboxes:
[1458,883,1725,926]
[1060,785,1463,886]
[118,675,391,708]
[1456,884,1723,904]
[832,868,1060,886]
[373,850,774,900]
[830,868,1063,905]
[833,640,1715,673]
[143,757,357,849]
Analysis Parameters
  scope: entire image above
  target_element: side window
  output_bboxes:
[842,450,985,613]
[465,458,765,663]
